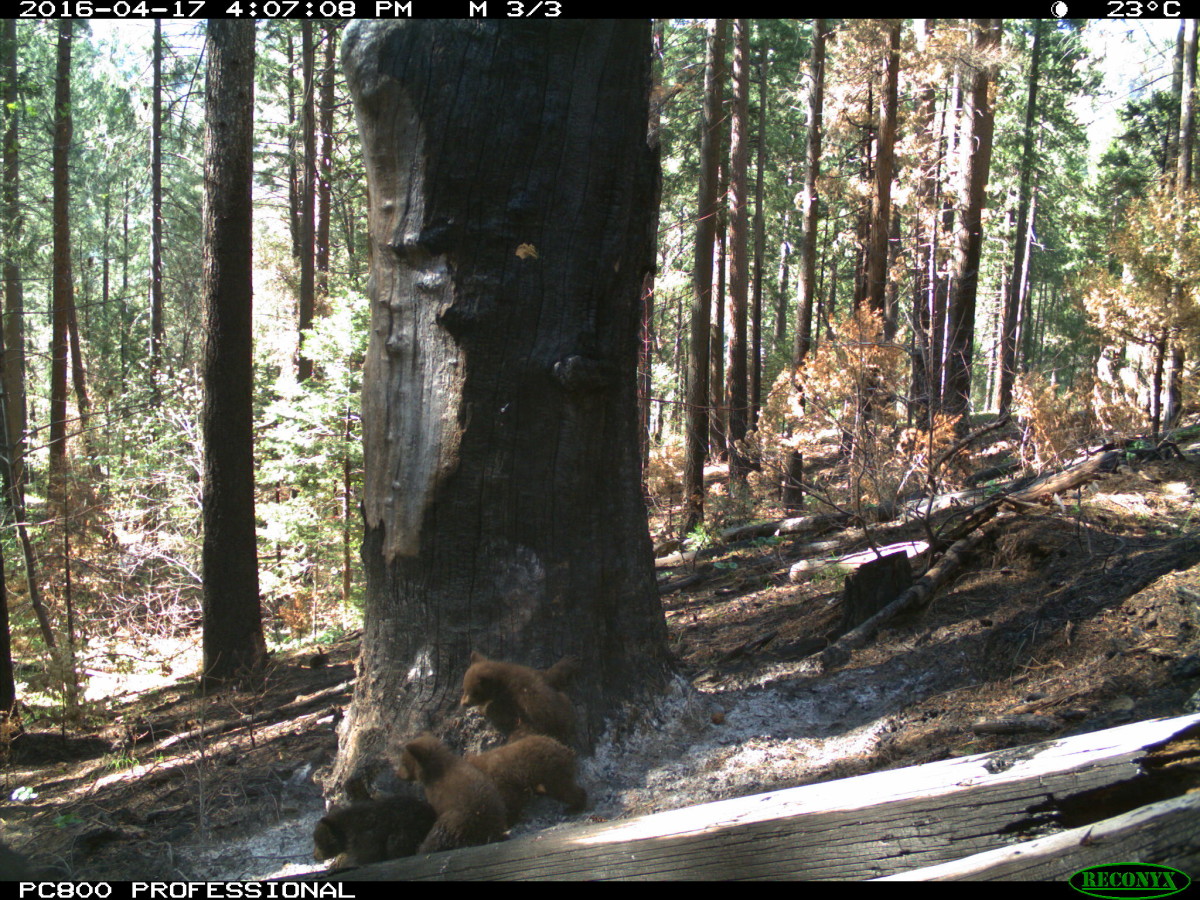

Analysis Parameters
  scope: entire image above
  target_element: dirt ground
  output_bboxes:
[2,447,1200,881]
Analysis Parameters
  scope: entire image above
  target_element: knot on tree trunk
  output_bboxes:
[553,355,615,393]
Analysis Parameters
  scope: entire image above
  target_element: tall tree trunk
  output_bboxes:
[287,29,301,259]
[297,21,316,383]
[639,19,666,470]
[1178,19,1197,193]
[726,19,751,484]
[710,168,726,455]
[66,281,89,427]
[944,19,1001,420]
[333,21,669,791]
[683,19,725,536]
[783,18,826,512]
[2,19,26,498]
[150,19,164,388]
[5,19,50,657]
[200,19,266,689]
[49,20,72,483]
[0,21,21,704]
[1165,20,1197,431]
[1170,22,1185,185]
[772,201,792,357]
[852,81,873,313]
[865,21,901,322]
[794,20,825,363]
[998,19,1043,416]
[750,34,767,431]
[316,22,337,307]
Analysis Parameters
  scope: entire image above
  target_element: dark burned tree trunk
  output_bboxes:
[334,21,670,791]
[200,19,266,689]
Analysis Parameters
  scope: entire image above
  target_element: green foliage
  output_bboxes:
[684,522,718,553]
[256,289,369,634]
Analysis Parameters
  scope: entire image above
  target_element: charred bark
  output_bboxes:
[334,20,670,793]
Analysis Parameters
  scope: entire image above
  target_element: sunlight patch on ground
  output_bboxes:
[82,634,202,705]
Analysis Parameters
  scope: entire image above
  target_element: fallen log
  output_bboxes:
[719,512,851,543]
[155,679,354,752]
[882,793,1200,881]
[1004,449,1121,506]
[720,449,1119,548]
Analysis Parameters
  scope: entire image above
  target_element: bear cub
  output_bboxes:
[467,734,587,826]
[460,652,578,744]
[312,796,436,869]
[396,734,507,854]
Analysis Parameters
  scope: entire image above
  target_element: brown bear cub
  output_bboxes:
[467,735,587,826]
[460,652,578,744]
[396,734,508,854]
[312,796,436,869]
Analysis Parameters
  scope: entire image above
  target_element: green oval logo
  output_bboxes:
[1069,863,1191,899]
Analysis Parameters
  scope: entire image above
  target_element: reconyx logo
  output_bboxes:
[1069,863,1191,899]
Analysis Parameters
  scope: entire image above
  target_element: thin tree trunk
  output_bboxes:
[750,34,767,431]
[726,19,751,484]
[772,204,792,357]
[783,18,826,512]
[150,19,164,387]
[683,19,725,536]
[710,173,726,455]
[639,20,666,470]
[297,21,316,382]
[2,18,26,497]
[1166,20,1197,430]
[49,20,72,482]
[0,22,35,676]
[287,29,301,258]
[865,20,901,322]
[66,281,89,427]
[1150,329,1166,439]
[794,20,825,368]
[998,19,1043,416]
[316,22,336,306]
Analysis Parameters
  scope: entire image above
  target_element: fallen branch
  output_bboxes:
[1004,449,1121,506]
[155,679,354,751]
[719,512,850,543]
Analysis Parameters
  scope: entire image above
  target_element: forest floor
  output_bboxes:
[2,423,1200,881]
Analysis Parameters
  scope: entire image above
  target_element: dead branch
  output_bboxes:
[154,679,353,751]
